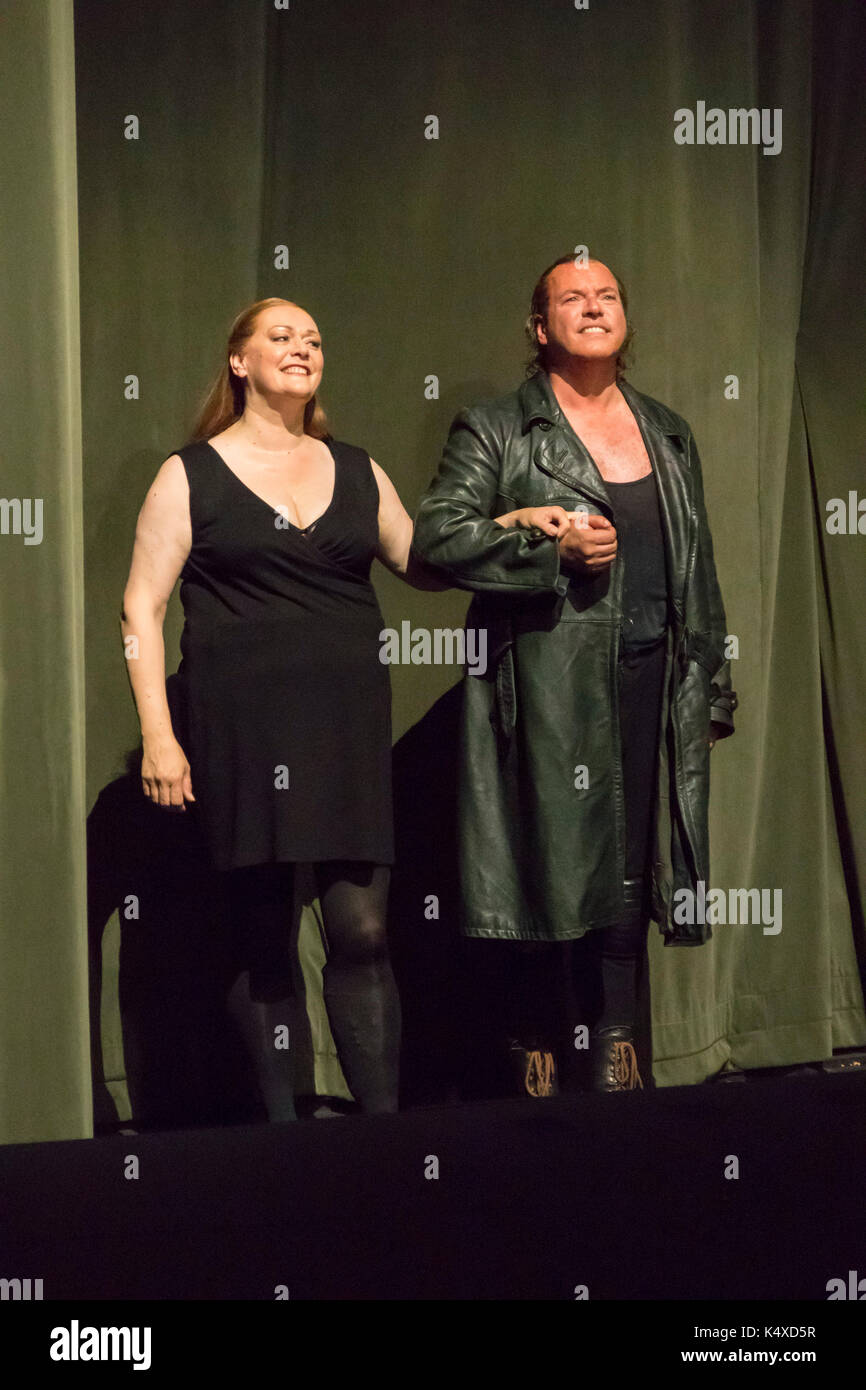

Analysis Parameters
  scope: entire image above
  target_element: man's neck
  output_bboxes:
[546,363,622,415]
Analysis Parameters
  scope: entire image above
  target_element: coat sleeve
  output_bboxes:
[687,429,738,737]
[411,406,568,596]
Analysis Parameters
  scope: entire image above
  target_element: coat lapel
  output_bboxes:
[521,371,612,512]
[519,373,697,614]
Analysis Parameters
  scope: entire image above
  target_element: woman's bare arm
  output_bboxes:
[370,458,449,591]
[120,454,194,807]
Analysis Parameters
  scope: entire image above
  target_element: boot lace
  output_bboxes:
[612,1040,643,1089]
[525,1049,556,1097]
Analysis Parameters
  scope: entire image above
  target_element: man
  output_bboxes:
[411,254,737,1092]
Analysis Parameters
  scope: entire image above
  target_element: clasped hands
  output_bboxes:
[495,504,616,573]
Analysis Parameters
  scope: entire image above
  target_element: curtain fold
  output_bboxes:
[798,2,866,980]
[0,0,90,1143]
[652,0,865,1081]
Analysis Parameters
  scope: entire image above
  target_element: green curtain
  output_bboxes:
[798,2,866,999]
[0,0,90,1142]
[259,0,865,1083]
[1,0,863,1144]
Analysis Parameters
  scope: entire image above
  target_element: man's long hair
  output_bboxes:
[524,255,635,379]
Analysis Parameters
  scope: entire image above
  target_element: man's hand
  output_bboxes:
[559,510,618,573]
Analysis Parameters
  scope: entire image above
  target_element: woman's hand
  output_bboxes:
[493,506,572,536]
[141,735,196,811]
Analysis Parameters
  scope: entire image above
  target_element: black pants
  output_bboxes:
[617,635,668,884]
[580,635,668,1039]
[464,634,668,1079]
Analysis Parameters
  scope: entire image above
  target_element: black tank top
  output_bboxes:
[606,470,669,651]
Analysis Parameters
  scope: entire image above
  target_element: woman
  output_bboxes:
[120,297,438,1120]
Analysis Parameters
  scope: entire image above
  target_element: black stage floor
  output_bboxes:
[1,1070,864,1302]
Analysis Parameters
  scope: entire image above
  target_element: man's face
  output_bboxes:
[535,261,627,369]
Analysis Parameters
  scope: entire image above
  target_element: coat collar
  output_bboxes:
[518,370,687,443]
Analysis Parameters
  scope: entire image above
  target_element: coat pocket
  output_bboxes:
[472,604,517,750]
[492,646,517,750]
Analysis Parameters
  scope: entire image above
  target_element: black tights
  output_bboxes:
[224,861,400,1119]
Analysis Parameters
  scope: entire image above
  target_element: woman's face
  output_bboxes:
[230,303,324,404]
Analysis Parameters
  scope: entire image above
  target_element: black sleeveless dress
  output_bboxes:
[173,437,394,872]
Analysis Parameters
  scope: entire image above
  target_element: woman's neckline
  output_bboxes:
[202,437,338,532]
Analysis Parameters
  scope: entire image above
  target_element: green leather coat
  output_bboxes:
[411,371,737,945]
